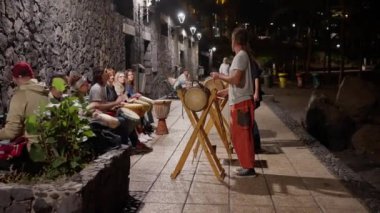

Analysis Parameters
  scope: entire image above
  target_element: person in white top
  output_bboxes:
[173,68,190,90]
[219,57,230,75]
[210,27,258,176]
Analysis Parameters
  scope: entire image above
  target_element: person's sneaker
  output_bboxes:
[143,134,153,140]
[236,168,257,177]
[149,133,157,138]
[120,144,129,150]
[134,142,153,154]
[138,135,148,143]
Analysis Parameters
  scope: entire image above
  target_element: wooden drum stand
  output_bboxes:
[170,88,226,181]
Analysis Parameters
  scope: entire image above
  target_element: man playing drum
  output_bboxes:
[88,67,152,153]
[211,27,257,176]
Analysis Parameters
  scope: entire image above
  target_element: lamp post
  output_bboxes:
[173,12,186,74]
[208,46,216,73]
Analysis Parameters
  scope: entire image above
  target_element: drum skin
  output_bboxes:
[123,103,146,117]
[139,96,154,105]
[203,77,225,91]
[184,86,210,112]
[153,100,172,119]
[92,112,120,129]
[118,107,140,134]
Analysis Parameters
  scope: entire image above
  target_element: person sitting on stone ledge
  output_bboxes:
[47,73,69,104]
[0,62,48,146]
[124,69,156,139]
[88,67,152,154]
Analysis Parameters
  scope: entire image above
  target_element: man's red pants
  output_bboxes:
[230,99,255,169]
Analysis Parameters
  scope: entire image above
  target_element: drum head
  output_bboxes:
[154,99,172,105]
[203,77,225,91]
[119,107,140,121]
[184,87,209,112]
[139,96,154,105]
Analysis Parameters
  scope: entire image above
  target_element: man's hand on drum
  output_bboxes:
[131,93,142,99]
[210,72,220,80]
[217,88,228,98]
[116,94,127,103]
[127,98,137,103]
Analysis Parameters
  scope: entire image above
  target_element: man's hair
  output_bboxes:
[232,27,255,65]
[92,67,104,85]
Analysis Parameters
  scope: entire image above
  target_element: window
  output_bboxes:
[114,0,133,19]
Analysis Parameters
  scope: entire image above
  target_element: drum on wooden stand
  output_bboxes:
[183,81,210,112]
[118,107,140,134]
[203,77,226,91]
[153,99,172,135]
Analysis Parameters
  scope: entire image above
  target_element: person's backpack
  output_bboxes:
[0,137,28,160]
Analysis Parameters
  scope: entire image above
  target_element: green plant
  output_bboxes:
[25,97,95,179]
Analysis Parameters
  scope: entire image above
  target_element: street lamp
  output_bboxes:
[190,26,196,35]
[177,12,185,24]
[208,46,216,72]
[196,32,202,40]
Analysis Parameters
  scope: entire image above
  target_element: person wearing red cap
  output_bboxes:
[0,62,48,142]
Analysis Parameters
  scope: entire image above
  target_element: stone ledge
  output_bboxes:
[0,148,131,213]
[264,99,380,213]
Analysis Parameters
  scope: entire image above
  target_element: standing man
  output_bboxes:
[219,57,230,76]
[211,27,258,176]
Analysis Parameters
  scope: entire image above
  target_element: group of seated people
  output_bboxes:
[0,62,156,161]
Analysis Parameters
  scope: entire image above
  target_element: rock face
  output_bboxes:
[336,76,378,124]
[305,91,356,151]
[0,149,131,213]
[0,0,125,112]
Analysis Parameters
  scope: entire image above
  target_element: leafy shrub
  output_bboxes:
[25,97,95,179]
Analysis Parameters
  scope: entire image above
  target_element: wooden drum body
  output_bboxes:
[118,108,140,134]
[153,100,172,135]
[123,103,146,117]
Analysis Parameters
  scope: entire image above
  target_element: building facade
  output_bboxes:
[0,0,199,112]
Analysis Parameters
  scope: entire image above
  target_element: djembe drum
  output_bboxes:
[122,103,147,117]
[153,100,172,135]
[118,107,140,134]
[203,77,226,91]
[183,81,210,112]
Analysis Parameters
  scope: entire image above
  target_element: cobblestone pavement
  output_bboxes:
[125,98,374,213]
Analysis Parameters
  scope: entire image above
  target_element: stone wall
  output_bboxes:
[0,0,125,111]
[0,0,200,110]
[0,149,131,213]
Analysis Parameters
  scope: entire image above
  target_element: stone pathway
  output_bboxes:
[127,100,369,213]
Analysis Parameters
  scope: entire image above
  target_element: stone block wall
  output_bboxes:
[0,149,131,213]
[0,0,125,111]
